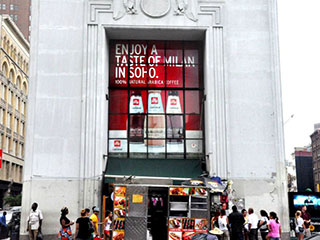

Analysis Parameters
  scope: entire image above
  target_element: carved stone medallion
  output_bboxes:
[140,0,171,18]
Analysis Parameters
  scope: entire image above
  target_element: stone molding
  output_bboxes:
[88,0,224,26]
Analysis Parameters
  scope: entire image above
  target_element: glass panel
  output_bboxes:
[109,90,128,113]
[165,41,183,65]
[110,63,128,87]
[129,140,147,159]
[129,115,145,143]
[184,41,201,65]
[147,115,166,139]
[166,90,184,114]
[185,91,202,114]
[148,41,165,64]
[129,64,147,87]
[110,40,129,64]
[167,140,184,159]
[166,65,183,88]
[167,115,184,139]
[109,139,127,158]
[148,64,165,88]
[186,115,203,138]
[185,64,201,88]
[129,41,148,64]
[147,90,165,114]
[109,115,127,138]
[186,140,203,159]
[148,144,165,159]
[129,90,147,114]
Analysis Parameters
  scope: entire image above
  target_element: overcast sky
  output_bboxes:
[278,0,320,159]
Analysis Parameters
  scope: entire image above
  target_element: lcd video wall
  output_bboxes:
[108,40,204,159]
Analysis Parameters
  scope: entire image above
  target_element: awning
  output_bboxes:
[105,158,202,181]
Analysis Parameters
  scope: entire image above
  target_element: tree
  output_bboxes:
[3,194,21,206]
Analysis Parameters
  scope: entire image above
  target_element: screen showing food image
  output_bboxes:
[114,209,126,219]
[114,186,126,197]
[169,218,182,230]
[114,196,126,209]
[194,219,208,231]
[169,231,182,240]
[193,188,207,196]
[182,231,196,240]
[112,231,124,240]
[169,187,190,196]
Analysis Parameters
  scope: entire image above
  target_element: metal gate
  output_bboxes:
[125,185,148,240]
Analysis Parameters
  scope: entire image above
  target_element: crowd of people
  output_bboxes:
[211,206,281,240]
[58,206,112,240]
[210,205,313,240]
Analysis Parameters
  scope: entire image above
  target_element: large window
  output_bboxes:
[108,40,204,159]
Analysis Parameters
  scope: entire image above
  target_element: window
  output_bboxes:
[14,118,18,132]
[108,40,204,159]
[9,4,14,10]
[14,15,17,21]
[20,122,24,135]
[2,4,6,10]
[6,112,11,126]
[6,136,10,153]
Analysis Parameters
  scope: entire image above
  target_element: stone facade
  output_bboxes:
[21,0,289,239]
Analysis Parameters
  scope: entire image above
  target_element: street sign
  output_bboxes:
[0,149,2,168]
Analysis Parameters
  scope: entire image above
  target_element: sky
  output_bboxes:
[278,0,320,159]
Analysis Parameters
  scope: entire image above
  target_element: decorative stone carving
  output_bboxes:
[174,0,198,22]
[113,0,137,20]
[140,0,171,18]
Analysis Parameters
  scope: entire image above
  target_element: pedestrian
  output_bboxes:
[217,209,229,240]
[90,207,101,238]
[295,210,305,240]
[103,211,112,240]
[242,209,249,240]
[210,211,220,230]
[0,211,8,239]
[258,210,269,240]
[267,212,281,240]
[228,205,245,240]
[301,205,311,237]
[248,208,258,240]
[75,209,92,240]
[59,207,74,240]
[27,202,43,240]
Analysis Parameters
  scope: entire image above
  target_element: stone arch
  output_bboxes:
[9,68,15,83]
[6,40,9,52]
[22,81,28,95]
[1,61,9,77]
[16,75,22,89]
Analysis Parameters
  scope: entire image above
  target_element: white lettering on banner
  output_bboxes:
[113,43,196,84]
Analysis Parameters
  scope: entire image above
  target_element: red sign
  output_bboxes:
[151,97,158,104]
[170,99,177,105]
[114,140,121,147]
[133,99,140,105]
[0,149,2,169]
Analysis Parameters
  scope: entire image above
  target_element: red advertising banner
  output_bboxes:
[0,149,2,169]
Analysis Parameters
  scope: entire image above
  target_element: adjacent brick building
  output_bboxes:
[0,0,31,39]
[311,124,320,191]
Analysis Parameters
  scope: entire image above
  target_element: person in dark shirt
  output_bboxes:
[75,209,92,240]
[229,206,245,240]
[301,206,311,237]
[59,207,74,240]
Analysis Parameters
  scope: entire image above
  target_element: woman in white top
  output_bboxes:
[218,209,229,240]
[295,210,305,240]
[103,211,113,240]
[258,210,269,240]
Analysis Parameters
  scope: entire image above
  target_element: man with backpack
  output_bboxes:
[27,202,43,240]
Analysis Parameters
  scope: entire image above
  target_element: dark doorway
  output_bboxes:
[148,187,168,240]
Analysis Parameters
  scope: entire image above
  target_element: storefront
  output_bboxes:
[21,0,290,239]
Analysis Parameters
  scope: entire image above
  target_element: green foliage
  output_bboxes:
[3,194,21,206]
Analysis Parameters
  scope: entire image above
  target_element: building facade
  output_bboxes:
[311,124,320,191]
[21,0,289,239]
[0,0,31,40]
[0,15,29,208]
[292,147,313,192]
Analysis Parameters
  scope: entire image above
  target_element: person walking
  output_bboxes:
[242,209,249,240]
[267,212,281,240]
[27,202,43,240]
[217,209,229,240]
[103,211,112,240]
[258,210,269,240]
[59,207,74,240]
[248,208,258,240]
[295,210,305,240]
[0,211,8,239]
[301,205,311,237]
[90,207,101,238]
[75,209,92,240]
[228,206,245,240]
